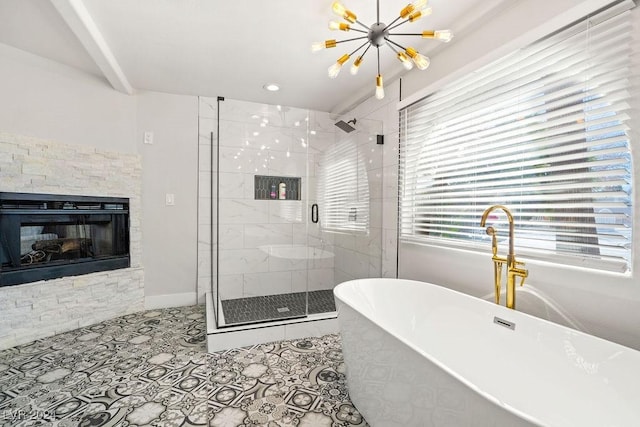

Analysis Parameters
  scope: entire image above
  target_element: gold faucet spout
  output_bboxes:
[480,204,515,261]
[480,205,527,310]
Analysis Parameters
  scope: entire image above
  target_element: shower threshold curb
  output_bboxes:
[205,293,338,352]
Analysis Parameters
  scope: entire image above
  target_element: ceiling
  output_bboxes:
[0,0,498,113]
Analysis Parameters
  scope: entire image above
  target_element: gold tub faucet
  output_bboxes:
[480,205,528,309]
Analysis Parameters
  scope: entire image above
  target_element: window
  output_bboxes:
[318,139,370,233]
[399,5,634,273]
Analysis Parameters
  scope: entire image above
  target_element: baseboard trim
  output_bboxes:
[145,292,197,310]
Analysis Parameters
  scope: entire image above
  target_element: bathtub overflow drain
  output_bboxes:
[493,316,516,330]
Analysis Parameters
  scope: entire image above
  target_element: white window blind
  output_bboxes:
[399,5,635,273]
[318,139,370,233]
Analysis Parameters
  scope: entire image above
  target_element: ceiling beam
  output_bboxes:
[50,0,133,95]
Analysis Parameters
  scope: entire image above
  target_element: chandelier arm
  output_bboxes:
[385,37,408,51]
[361,43,373,57]
[348,40,371,57]
[376,0,380,23]
[383,16,403,31]
[385,41,400,55]
[387,19,412,32]
[355,20,371,31]
[335,36,369,44]
[388,33,423,36]
[348,28,369,34]
[377,46,381,75]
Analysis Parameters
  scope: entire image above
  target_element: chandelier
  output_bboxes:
[312,0,453,100]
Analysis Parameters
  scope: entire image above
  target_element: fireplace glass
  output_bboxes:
[0,192,130,286]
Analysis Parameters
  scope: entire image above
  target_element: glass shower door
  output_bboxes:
[216,98,310,327]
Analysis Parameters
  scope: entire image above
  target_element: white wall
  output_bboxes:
[392,0,640,350]
[401,0,607,103]
[135,91,199,308]
[0,43,136,153]
[0,43,199,311]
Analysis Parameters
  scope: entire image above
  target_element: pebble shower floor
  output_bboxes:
[0,305,368,426]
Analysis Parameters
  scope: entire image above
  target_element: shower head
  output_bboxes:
[335,118,357,133]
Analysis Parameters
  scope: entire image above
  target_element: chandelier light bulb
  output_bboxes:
[328,54,350,78]
[405,47,430,70]
[350,56,364,75]
[422,30,453,42]
[332,1,357,23]
[413,53,430,70]
[397,52,413,70]
[328,63,341,78]
[329,20,350,31]
[375,75,385,100]
[435,30,453,42]
[408,7,431,22]
[412,0,429,11]
[311,39,337,52]
[332,1,346,15]
[400,0,428,18]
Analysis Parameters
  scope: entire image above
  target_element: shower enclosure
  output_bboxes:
[198,97,382,332]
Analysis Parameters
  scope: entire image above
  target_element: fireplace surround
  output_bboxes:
[0,192,130,286]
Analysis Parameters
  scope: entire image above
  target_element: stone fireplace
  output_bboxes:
[0,133,144,349]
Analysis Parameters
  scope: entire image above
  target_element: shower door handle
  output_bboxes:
[311,204,319,223]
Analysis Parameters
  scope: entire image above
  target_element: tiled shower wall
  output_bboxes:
[0,132,144,349]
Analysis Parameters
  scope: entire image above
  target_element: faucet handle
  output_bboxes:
[514,266,528,287]
[518,273,527,287]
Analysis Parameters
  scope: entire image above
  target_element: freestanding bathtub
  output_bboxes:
[334,278,640,427]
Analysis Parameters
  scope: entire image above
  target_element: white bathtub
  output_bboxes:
[334,278,640,427]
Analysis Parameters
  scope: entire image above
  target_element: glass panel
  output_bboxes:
[216,99,310,327]
[18,215,124,267]
[313,116,383,287]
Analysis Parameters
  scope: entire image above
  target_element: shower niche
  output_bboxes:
[254,175,301,200]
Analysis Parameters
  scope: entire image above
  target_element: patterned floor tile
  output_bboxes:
[0,305,368,427]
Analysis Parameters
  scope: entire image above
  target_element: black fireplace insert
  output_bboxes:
[0,192,130,287]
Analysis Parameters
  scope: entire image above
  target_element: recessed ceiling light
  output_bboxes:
[263,83,280,92]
